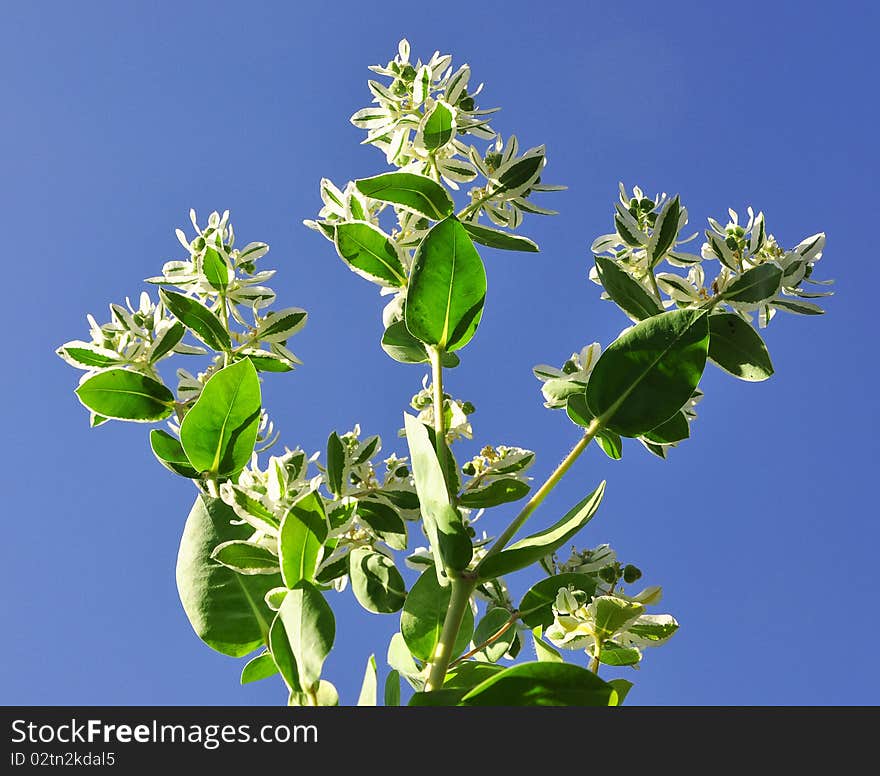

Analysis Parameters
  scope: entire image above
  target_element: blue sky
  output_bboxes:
[2,1,877,705]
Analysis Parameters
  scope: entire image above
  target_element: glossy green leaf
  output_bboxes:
[211,540,279,575]
[443,662,505,691]
[596,429,623,460]
[477,482,605,580]
[271,581,335,693]
[356,499,407,551]
[519,573,599,628]
[387,632,423,690]
[421,100,455,150]
[149,321,185,363]
[357,655,378,706]
[594,256,664,321]
[326,431,345,497]
[708,312,774,381]
[384,670,401,706]
[355,172,453,220]
[176,495,281,657]
[255,307,308,343]
[400,569,474,662]
[203,246,230,292]
[460,662,618,706]
[75,369,173,422]
[334,222,407,287]
[403,413,473,575]
[647,195,680,267]
[56,340,123,370]
[279,492,328,588]
[159,289,231,352]
[149,429,199,478]
[179,358,261,478]
[586,309,709,437]
[460,478,530,508]
[772,297,825,315]
[721,263,783,303]
[643,411,689,445]
[405,217,487,352]
[462,222,539,252]
[350,547,407,614]
[240,652,278,685]
[245,350,294,373]
[381,319,461,366]
[473,608,516,663]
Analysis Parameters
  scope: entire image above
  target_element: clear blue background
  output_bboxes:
[2,0,876,705]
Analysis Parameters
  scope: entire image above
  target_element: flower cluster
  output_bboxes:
[410,377,475,442]
[533,343,602,409]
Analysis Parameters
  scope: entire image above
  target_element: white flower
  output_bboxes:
[533,342,601,409]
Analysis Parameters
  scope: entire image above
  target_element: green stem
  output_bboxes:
[647,270,662,304]
[219,296,231,366]
[478,418,603,567]
[424,577,476,692]
[450,611,519,668]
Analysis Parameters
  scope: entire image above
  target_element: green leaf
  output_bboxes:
[149,429,199,478]
[531,628,563,662]
[211,540,279,575]
[460,478,530,508]
[56,340,123,370]
[473,608,515,663]
[462,222,539,252]
[405,217,487,352]
[596,430,623,460]
[357,655,378,706]
[459,662,619,706]
[443,662,506,691]
[707,312,774,381]
[519,573,599,628]
[176,495,281,657]
[334,222,407,287]
[381,319,461,366]
[594,256,664,321]
[647,195,680,267]
[278,492,328,588]
[149,321,185,363]
[608,678,634,705]
[771,297,825,315]
[179,358,262,478]
[593,596,644,638]
[586,308,709,437]
[421,100,455,150]
[240,652,278,685]
[643,411,689,445]
[350,547,407,614]
[270,581,335,693]
[326,432,345,497]
[356,499,407,551]
[387,632,423,690]
[355,172,454,220]
[400,569,474,662]
[288,679,338,707]
[75,368,173,422]
[245,350,294,373]
[403,414,473,575]
[721,263,783,303]
[477,483,606,580]
[159,289,231,352]
[384,670,401,706]
[255,307,308,343]
[314,555,349,587]
[599,641,641,666]
[202,246,230,292]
